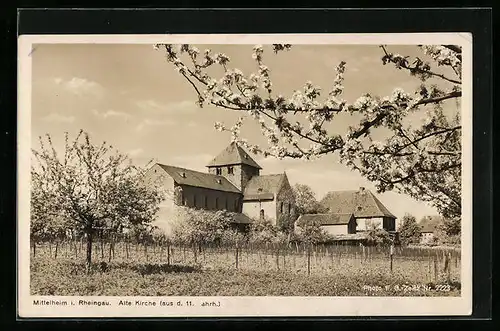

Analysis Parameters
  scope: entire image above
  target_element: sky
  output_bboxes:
[30,43,460,224]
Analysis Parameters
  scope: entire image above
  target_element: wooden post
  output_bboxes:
[307,245,311,276]
[275,248,279,271]
[235,246,239,270]
[434,254,438,282]
[167,243,171,266]
[389,244,394,273]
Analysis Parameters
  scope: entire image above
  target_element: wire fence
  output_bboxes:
[31,238,461,283]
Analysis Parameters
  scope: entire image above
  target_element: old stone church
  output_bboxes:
[146,142,296,234]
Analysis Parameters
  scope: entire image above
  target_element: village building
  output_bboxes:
[419,216,441,244]
[145,142,296,235]
[295,187,397,242]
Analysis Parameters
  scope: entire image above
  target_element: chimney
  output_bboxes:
[181,172,186,178]
[359,186,365,192]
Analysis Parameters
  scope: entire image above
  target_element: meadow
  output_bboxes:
[30,241,461,296]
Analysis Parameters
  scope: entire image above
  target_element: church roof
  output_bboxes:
[206,142,262,169]
[243,173,286,201]
[296,213,355,226]
[320,188,396,219]
[156,164,240,193]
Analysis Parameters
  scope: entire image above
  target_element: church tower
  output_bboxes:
[206,142,262,192]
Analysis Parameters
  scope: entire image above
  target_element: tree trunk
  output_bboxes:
[108,241,113,263]
[100,233,104,259]
[86,232,93,272]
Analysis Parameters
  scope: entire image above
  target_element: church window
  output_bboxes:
[260,209,265,220]
[216,167,222,175]
[228,166,234,175]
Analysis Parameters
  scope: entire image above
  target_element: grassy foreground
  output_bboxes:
[31,248,460,297]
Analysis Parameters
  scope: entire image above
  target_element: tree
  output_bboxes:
[398,213,422,246]
[365,227,392,247]
[248,217,280,246]
[154,44,462,220]
[172,207,233,248]
[31,130,164,271]
[292,183,326,215]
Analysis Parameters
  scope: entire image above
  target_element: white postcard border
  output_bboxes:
[17,33,473,318]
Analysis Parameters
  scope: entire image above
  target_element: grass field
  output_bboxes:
[30,242,461,296]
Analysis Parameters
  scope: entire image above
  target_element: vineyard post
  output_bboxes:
[108,237,113,263]
[167,242,171,266]
[125,237,129,259]
[74,237,78,258]
[275,245,279,271]
[433,253,438,282]
[100,231,104,259]
[54,238,59,259]
[389,243,394,273]
[282,247,286,270]
[235,243,239,270]
[445,252,451,282]
[307,244,311,276]
[193,242,198,264]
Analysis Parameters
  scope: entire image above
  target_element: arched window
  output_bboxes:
[260,209,265,220]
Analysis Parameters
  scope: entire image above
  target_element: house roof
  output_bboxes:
[420,215,441,233]
[243,173,285,200]
[156,164,241,193]
[206,142,262,169]
[296,213,354,227]
[320,188,397,219]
